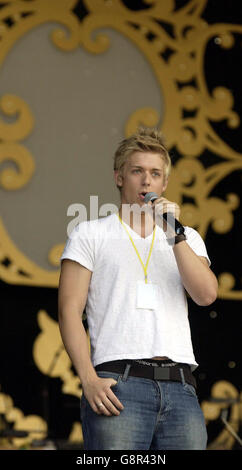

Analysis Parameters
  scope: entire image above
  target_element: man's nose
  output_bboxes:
[142,172,151,185]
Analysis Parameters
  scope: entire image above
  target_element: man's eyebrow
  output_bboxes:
[130,165,162,171]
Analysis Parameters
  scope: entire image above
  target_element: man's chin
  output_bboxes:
[121,201,153,215]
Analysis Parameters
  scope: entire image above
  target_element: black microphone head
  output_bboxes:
[144,192,158,204]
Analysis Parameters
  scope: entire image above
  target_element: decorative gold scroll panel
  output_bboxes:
[0,0,241,299]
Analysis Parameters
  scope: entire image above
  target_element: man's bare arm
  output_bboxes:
[58,259,124,416]
[173,243,218,306]
[58,259,96,384]
[151,197,218,306]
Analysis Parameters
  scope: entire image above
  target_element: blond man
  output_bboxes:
[58,127,217,450]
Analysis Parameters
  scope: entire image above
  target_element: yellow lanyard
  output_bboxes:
[117,214,156,283]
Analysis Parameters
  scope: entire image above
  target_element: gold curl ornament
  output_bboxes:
[0,94,35,190]
[202,381,241,450]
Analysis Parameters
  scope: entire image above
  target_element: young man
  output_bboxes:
[58,127,218,450]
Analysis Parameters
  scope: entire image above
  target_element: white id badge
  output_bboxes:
[136,280,158,309]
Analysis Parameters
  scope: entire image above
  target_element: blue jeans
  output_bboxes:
[80,371,207,450]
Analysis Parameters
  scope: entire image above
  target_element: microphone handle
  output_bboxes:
[162,212,185,235]
[144,192,184,235]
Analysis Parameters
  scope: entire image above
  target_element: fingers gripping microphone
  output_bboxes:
[144,192,185,235]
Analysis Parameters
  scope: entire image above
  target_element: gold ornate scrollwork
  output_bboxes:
[0,94,35,190]
[33,309,85,444]
[166,160,240,238]
[0,142,34,190]
[48,244,65,268]
[33,310,82,398]
[0,217,59,286]
[125,107,160,136]
[0,93,34,141]
[202,381,242,450]
[0,0,241,298]
[0,392,47,448]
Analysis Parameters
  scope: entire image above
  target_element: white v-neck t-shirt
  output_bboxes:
[61,213,211,370]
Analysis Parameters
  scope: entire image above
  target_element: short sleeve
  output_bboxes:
[185,227,211,266]
[60,222,94,272]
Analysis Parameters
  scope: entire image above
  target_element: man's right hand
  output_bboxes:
[82,376,124,416]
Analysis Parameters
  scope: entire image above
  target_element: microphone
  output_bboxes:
[144,192,185,235]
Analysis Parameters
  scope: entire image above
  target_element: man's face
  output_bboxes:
[114,151,168,206]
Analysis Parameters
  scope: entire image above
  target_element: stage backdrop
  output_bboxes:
[0,0,241,450]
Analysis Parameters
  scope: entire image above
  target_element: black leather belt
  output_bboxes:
[95,360,196,389]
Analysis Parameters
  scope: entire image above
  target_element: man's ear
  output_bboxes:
[162,177,169,193]
[114,170,123,188]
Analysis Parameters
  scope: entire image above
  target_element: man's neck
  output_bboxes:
[118,205,155,238]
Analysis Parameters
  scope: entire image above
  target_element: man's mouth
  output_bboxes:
[138,192,148,201]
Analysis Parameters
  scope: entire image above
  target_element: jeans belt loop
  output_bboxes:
[179,367,185,385]
[122,363,131,382]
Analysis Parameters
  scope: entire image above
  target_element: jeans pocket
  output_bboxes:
[96,371,122,390]
[182,382,197,398]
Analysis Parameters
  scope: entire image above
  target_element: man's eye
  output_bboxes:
[133,169,141,173]
[153,172,160,176]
